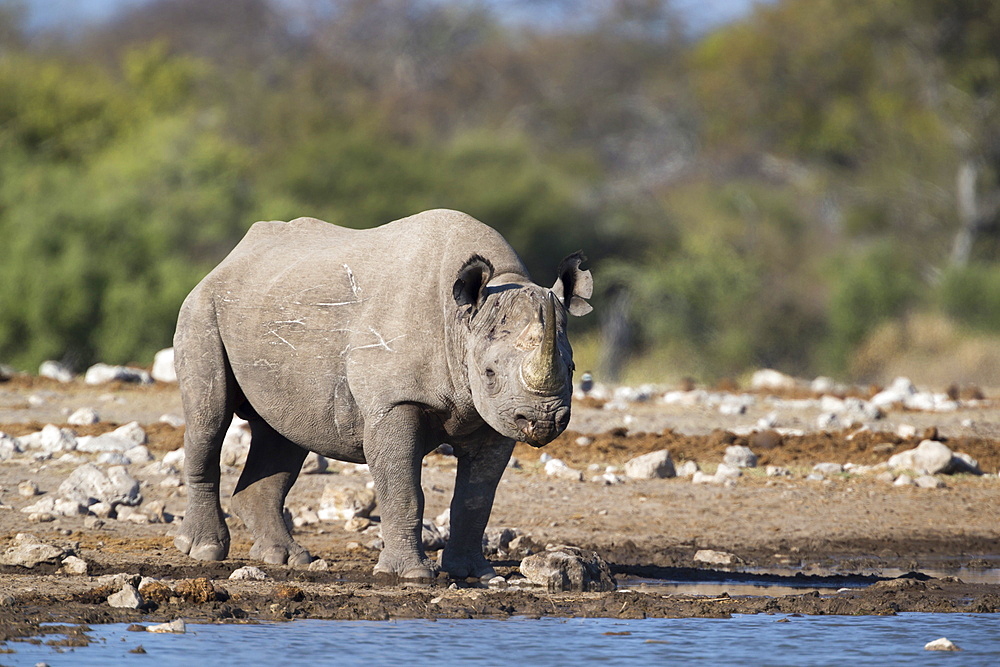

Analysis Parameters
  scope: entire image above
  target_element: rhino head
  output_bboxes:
[453,252,592,447]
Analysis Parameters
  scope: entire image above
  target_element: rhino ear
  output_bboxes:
[552,251,593,316]
[453,254,495,316]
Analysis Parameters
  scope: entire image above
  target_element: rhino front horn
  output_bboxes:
[521,292,564,394]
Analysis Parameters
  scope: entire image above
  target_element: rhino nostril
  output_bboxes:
[514,414,533,433]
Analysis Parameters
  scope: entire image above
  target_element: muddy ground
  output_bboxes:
[0,375,998,647]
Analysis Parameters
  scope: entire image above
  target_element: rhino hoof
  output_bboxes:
[175,534,228,561]
[400,566,435,581]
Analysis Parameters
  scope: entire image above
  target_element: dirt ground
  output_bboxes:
[1,375,998,646]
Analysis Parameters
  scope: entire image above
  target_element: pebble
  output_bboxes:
[229,566,270,581]
[108,584,144,609]
[85,363,153,385]
[544,458,584,482]
[67,407,100,425]
[39,360,74,382]
[624,450,675,479]
[694,549,739,565]
[18,480,40,497]
[151,348,177,383]
[724,445,757,469]
[924,637,960,651]
[813,462,844,476]
[59,555,89,575]
[766,466,791,477]
[914,475,945,489]
[676,460,699,477]
[893,474,914,486]
[519,545,616,592]
[147,619,186,634]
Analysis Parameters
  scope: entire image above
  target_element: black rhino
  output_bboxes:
[172,209,592,580]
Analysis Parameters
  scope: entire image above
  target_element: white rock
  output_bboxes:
[896,424,917,438]
[18,424,77,453]
[0,540,65,567]
[813,462,844,476]
[715,463,742,479]
[724,445,757,468]
[676,461,700,477]
[544,458,584,481]
[694,549,739,565]
[125,445,154,463]
[318,485,376,521]
[151,347,177,383]
[0,433,20,460]
[924,637,960,651]
[816,413,841,430]
[887,440,954,475]
[766,465,791,477]
[147,619,186,634]
[229,566,270,581]
[67,407,100,425]
[301,452,329,475]
[893,474,914,486]
[810,376,837,395]
[575,436,595,447]
[85,363,153,385]
[221,419,251,467]
[750,369,797,392]
[914,475,945,489]
[159,413,185,428]
[624,450,675,479]
[97,452,131,465]
[162,448,185,468]
[692,471,718,485]
[18,480,40,496]
[719,395,754,415]
[60,555,89,575]
[39,360,75,382]
[58,463,141,507]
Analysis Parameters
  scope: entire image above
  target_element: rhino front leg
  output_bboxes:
[230,418,311,566]
[364,405,435,579]
[440,432,515,580]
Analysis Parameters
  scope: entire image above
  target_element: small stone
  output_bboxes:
[676,460,699,477]
[914,475,945,489]
[924,637,960,651]
[108,584,144,609]
[624,450,675,479]
[60,555,89,575]
[893,474,914,486]
[0,540,65,567]
[301,452,329,474]
[724,445,757,468]
[519,545,616,592]
[84,516,105,530]
[151,348,177,383]
[575,436,595,447]
[229,566,270,581]
[487,575,507,589]
[813,462,844,476]
[694,549,739,565]
[544,458,584,481]
[18,480,40,497]
[67,407,100,425]
[147,619,186,634]
[714,463,742,479]
[85,363,153,385]
[344,516,372,532]
[307,558,329,571]
[39,360,75,382]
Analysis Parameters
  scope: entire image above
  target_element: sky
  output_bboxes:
[21,0,768,33]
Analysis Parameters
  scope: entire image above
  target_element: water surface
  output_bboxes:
[8,613,999,666]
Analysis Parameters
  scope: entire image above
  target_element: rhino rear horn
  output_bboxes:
[453,254,495,316]
[551,251,593,316]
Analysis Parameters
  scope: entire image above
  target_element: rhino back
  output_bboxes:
[186,209,526,453]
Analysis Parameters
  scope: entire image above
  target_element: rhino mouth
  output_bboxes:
[513,406,570,447]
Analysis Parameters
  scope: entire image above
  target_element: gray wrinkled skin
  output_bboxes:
[172,209,592,580]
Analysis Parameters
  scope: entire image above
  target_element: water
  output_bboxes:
[7,614,999,666]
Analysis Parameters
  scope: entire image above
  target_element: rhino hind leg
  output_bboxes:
[173,317,237,562]
[230,418,312,566]
[440,434,516,581]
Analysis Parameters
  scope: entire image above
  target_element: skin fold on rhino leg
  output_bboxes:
[173,325,236,562]
[364,404,435,579]
[441,431,516,580]
[230,418,312,566]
